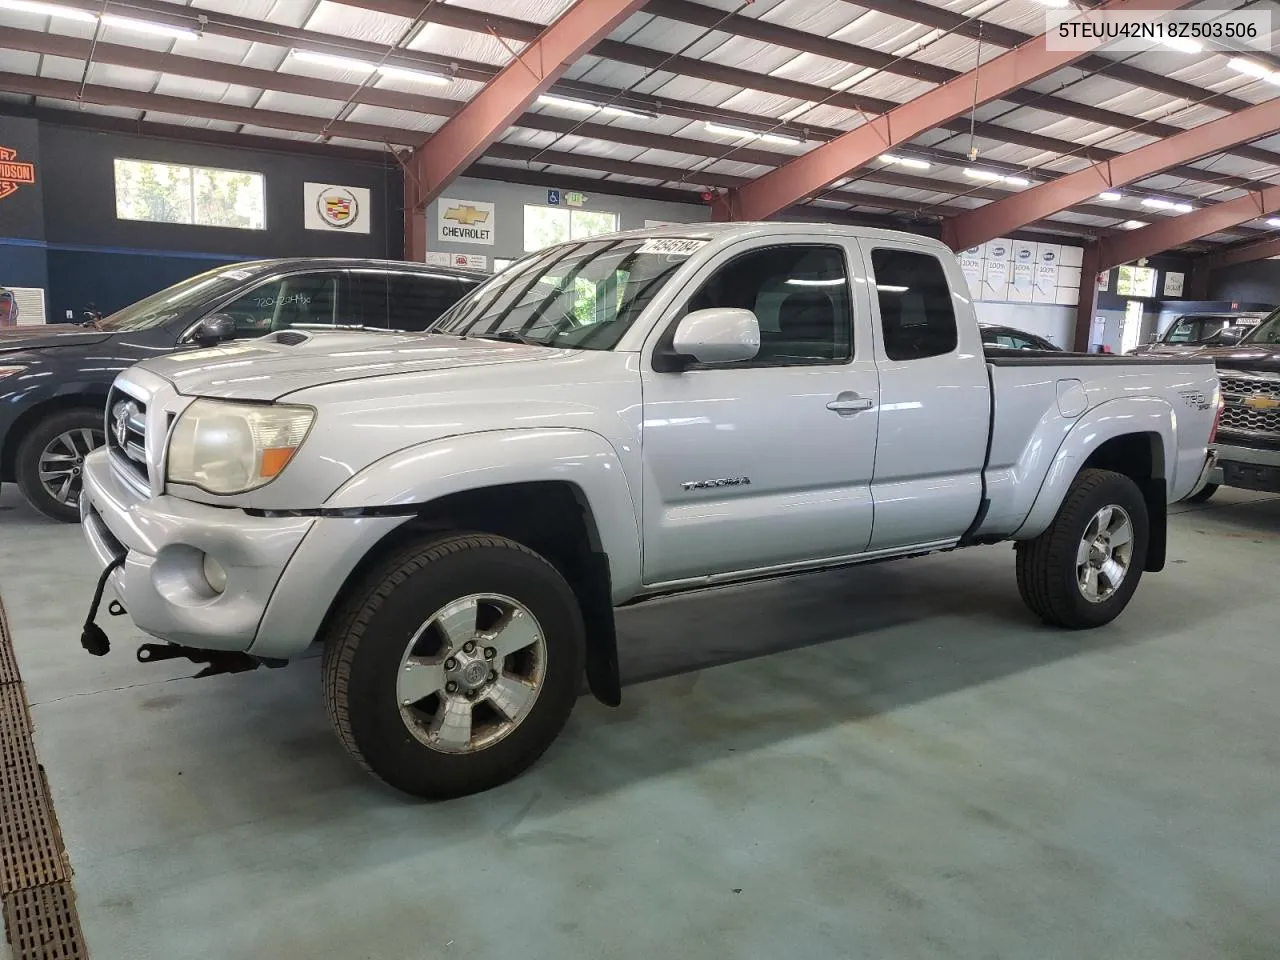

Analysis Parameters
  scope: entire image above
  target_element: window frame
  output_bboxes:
[113,157,267,231]
[178,267,340,343]
[865,244,961,363]
[650,241,856,372]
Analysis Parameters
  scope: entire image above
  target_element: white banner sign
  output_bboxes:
[304,183,371,234]
[1163,271,1185,297]
[438,198,495,246]
[0,285,45,326]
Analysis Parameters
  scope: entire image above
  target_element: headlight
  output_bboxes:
[0,365,26,380]
[167,399,314,494]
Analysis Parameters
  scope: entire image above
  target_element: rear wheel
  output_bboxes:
[322,532,585,799]
[15,408,105,522]
[1016,468,1149,629]
[1184,482,1218,504]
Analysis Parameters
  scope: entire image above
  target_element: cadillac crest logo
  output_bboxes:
[0,146,36,202]
[317,185,359,229]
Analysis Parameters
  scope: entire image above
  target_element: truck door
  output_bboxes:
[858,241,990,549]
[639,239,879,584]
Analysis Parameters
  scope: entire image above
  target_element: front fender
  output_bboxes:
[1014,396,1175,540]
[325,428,643,601]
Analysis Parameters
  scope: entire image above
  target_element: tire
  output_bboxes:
[1184,482,1218,504]
[322,532,585,799]
[1015,468,1149,630]
[15,408,106,523]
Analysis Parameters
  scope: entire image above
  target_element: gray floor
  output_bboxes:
[1,482,1278,960]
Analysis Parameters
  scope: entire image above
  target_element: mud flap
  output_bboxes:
[577,550,621,707]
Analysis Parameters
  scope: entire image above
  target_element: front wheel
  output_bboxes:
[15,408,105,522]
[1016,468,1149,629]
[322,532,585,799]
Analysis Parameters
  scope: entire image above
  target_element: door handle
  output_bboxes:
[827,393,875,415]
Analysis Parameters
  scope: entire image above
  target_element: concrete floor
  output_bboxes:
[1,483,1278,960]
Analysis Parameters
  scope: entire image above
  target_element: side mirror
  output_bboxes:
[190,313,236,346]
[670,307,760,366]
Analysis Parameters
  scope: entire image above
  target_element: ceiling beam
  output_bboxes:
[724,0,1197,222]
[1198,234,1280,270]
[407,0,648,206]
[19,0,1280,200]
[1094,188,1280,271]
[942,97,1280,251]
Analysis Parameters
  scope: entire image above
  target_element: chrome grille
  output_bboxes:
[1218,370,1280,440]
[106,387,148,488]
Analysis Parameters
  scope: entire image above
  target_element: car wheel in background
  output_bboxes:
[15,408,106,523]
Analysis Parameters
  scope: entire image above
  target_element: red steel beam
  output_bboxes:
[1198,234,1280,271]
[1095,188,1280,271]
[724,0,1196,222]
[941,96,1280,252]
[406,0,646,210]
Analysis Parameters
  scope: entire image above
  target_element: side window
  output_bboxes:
[870,249,958,361]
[348,273,390,329]
[684,245,851,365]
[214,272,343,335]
[387,274,475,332]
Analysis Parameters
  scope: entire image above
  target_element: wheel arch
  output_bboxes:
[1,391,108,482]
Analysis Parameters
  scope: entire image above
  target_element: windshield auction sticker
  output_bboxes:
[1046,9,1270,51]
[637,238,709,256]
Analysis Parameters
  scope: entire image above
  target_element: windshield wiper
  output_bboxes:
[471,330,548,347]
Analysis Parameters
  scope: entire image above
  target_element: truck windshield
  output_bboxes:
[431,237,700,350]
[95,265,257,332]
[1242,307,1280,344]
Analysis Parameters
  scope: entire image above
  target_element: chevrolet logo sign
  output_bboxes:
[444,205,490,227]
[1243,395,1280,411]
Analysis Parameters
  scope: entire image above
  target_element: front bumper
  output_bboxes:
[1208,442,1280,493]
[80,450,410,659]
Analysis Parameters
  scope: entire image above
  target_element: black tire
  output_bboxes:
[322,532,585,799]
[1015,468,1149,630]
[1183,482,1218,504]
[15,407,105,523]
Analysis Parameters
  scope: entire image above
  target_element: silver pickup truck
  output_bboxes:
[79,224,1219,798]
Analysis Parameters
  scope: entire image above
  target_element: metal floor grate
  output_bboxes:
[3,883,88,959]
[0,595,89,959]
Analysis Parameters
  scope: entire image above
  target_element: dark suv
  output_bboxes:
[0,259,483,521]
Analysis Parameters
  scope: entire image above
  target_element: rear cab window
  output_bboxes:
[868,248,958,361]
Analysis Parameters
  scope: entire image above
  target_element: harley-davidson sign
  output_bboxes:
[0,146,36,202]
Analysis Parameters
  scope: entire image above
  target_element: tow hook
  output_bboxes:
[136,643,285,679]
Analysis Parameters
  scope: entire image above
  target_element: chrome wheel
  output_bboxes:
[1076,504,1134,603]
[396,593,546,755]
[38,427,103,507]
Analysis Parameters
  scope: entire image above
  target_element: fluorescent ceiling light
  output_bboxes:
[705,121,800,145]
[600,104,650,119]
[290,49,377,73]
[966,168,1032,187]
[1172,202,1194,213]
[1161,36,1202,54]
[376,63,451,86]
[101,13,199,38]
[787,277,846,286]
[1034,0,1069,6]
[1141,197,1173,209]
[537,93,597,113]
[876,284,909,293]
[1228,57,1272,78]
[1121,220,1146,230]
[1098,191,1122,201]
[0,0,96,21]
[879,153,931,170]
[1267,218,1280,227]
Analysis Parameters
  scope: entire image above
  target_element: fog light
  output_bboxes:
[202,553,227,594]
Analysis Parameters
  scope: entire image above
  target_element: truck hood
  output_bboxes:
[0,325,111,353]
[139,330,563,400]
[1191,342,1280,374]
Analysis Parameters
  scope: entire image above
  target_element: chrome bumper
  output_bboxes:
[80,450,413,659]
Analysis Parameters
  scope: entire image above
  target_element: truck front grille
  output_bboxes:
[1218,370,1280,443]
[106,387,149,489]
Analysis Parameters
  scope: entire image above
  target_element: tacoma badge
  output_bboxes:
[681,477,752,491]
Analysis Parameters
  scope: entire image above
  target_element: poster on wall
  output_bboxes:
[1008,262,1035,302]
[1012,240,1037,267]
[425,251,489,271]
[438,198,495,245]
[982,258,1010,300]
[1163,271,1185,297]
[0,286,46,326]
[959,256,983,297]
[304,183,371,234]
[1034,263,1059,304]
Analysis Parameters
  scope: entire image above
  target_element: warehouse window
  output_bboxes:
[113,159,266,230]
[523,205,618,252]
